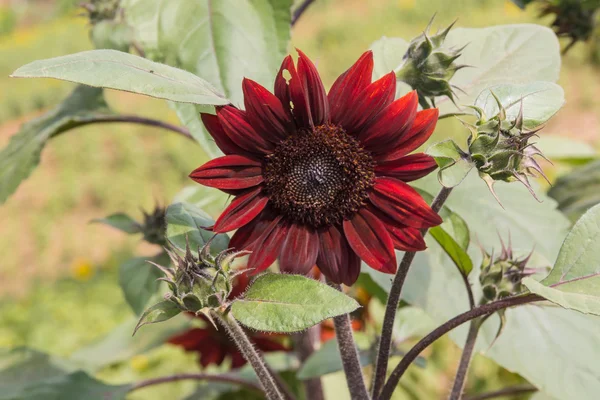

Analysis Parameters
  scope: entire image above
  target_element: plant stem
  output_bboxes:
[329,282,370,400]
[130,373,262,393]
[265,363,298,400]
[378,293,543,400]
[448,319,481,399]
[214,310,284,400]
[293,326,325,400]
[464,384,538,400]
[291,0,316,26]
[371,186,453,397]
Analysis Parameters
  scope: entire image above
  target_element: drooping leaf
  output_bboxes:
[119,252,170,315]
[548,159,600,222]
[92,212,142,234]
[133,300,182,335]
[523,203,600,316]
[426,140,473,188]
[165,202,229,254]
[429,226,473,277]
[11,50,229,106]
[0,85,112,204]
[70,315,189,371]
[230,274,360,333]
[474,82,565,129]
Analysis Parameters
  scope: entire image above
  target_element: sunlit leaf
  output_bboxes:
[426,140,473,188]
[165,202,229,253]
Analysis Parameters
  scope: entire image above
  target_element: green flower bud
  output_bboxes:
[540,0,598,53]
[141,206,167,246]
[395,16,468,108]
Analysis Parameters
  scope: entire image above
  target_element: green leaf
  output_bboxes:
[169,103,223,159]
[119,252,169,315]
[165,202,229,253]
[122,0,293,106]
[172,185,230,219]
[474,82,565,129]
[0,348,130,400]
[426,140,473,188]
[523,203,600,316]
[70,315,189,371]
[429,226,473,276]
[535,135,597,165]
[369,37,413,98]
[0,85,112,204]
[548,159,600,222]
[92,212,142,234]
[230,274,360,333]
[134,300,181,335]
[11,49,229,106]
[297,339,371,380]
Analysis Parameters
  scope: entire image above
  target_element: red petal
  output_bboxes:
[200,343,227,367]
[274,55,295,120]
[375,153,437,182]
[316,225,361,285]
[229,216,264,251]
[274,55,313,129]
[358,91,418,153]
[337,72,396,133]
[279,224,319,275]
[297,49,329,126]
[213,188,268,233]
[329,51,374,125]
[243,78,293,140]
[189,155,263,190]
[342,208,397,274]
[389,225,426,251]
[376,108,439,162]
[369,177,442,229]
[247,217,289,273]
[200,113,252,157]
[168,328,211,350]
[217,106,274,155]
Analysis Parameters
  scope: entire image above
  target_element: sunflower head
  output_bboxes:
[466,95,548,202]
[396,17,467,108]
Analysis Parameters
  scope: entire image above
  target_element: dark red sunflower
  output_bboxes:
[190,50,442,285]
[168,271,288,368]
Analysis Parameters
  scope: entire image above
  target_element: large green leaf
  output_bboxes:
[230,274,360,333]
[371,24,561,113]
[0,348,131,400]
[119,252,170,315]
[523,203,600,316]
[474,82,565,129]
[12,50,229,106]
[0,85,112,204]
[165,202,229,253]
[297,339,371,380]
[548,159,600,222]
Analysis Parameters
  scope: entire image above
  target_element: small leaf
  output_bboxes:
[474,82,565,129]
[92,212,142,234]
[165,202,229,254]
[230,274,360,333]
[429,226,473,276]
[134,300,181,335]
[11,50,229,106]
[119,252,169,315]
[523,203,600,316]
[427,140,473,188]
[0,85,112,204]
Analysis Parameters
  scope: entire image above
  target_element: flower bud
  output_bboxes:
[81,0,121,24]
[141,206,167,246]
[540,0,597,53]
[465,95,549,202]
[395,16,467,108]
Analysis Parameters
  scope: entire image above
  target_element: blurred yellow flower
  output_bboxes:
[398,0,416,10]
[504,0,521,16]
[130,355,150,372]
[71,258,95,281]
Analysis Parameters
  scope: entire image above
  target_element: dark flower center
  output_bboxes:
[263,124,375,227]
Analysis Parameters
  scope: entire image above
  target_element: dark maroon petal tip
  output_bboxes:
[375,153,438,182]
[279,224,319,275]
[316,225,361,285]
[296,49,330,126]
[243,78,293,140]
[189,155,263,190]
[247,218,289,273]
[213,188,268,233]
[217,106,274,155]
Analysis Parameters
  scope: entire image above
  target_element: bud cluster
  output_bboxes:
[465,95,549,202]
[396,17,467,108]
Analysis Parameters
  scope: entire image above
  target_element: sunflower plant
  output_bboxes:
[2,1,600,400]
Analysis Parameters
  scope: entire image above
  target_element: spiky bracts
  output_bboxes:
[464,94,549,203]
[141,205,167,246]
[395,16,468,108]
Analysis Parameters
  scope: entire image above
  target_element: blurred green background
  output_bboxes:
[0,0,597,399]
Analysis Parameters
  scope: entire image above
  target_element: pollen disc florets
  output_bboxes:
[262,124,375,227]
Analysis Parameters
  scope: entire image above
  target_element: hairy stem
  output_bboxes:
[129,373,261,393]
[378,293,543,400]
[329,283,370,400]
[371,186,453,397]
[294,326,325,400]
[464,384,538,400]
[214,311,284,400]
[291,0,316,26]
[448,319,481,399]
